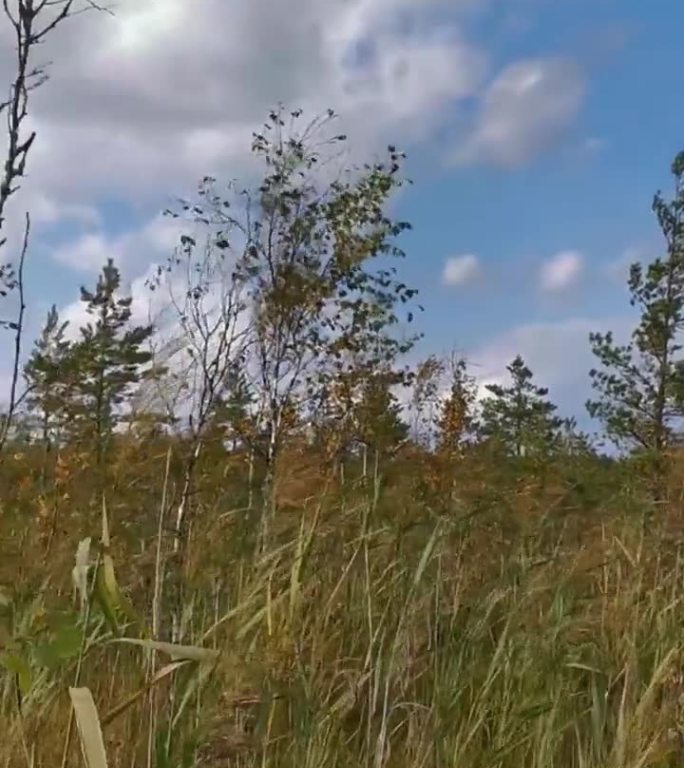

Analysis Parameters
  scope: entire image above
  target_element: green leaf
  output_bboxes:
[94,562,120,636]
[33,623,83,669]
[95,502,142,635]
[0,652,32,695]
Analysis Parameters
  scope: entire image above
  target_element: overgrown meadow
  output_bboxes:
[4,5,684,767]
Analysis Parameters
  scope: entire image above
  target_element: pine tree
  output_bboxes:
[23,305,73,450]
[587,152,684,468]
[480,355,563,458]
[354,369,408,460]
[69,259,154,463]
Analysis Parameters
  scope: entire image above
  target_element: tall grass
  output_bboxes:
[2,460,684,767]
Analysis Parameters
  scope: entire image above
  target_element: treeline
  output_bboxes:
[6,112,684,497]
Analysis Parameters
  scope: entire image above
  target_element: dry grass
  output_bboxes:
[2,447,684,767]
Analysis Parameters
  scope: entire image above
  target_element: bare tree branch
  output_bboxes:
[0,211,28,452]
[0,0,109,247]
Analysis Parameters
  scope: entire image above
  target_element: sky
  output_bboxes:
[1,0,683,433]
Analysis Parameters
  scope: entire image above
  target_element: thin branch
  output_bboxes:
[0,211,28,453]
[0,0,109,242]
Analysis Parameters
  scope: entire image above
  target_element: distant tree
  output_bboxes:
[558,416,598,457]
[480,355,563,458]
[410,355,444,448]
[69,259,154,465]
[354,368,408,462]
[23,305,73,451]
[436,355,478,459]
[211,364,258,452]
[587,152,684,483]
[171,106,420,546]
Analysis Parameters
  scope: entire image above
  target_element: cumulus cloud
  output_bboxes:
[11,0,488,205]
[52,214,186,275]
[539,250,584,294]
[442,254,481,286]
[0,0,596,406]
[454,57,586,168]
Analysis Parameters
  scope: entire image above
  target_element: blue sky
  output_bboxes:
[1,0,683,432]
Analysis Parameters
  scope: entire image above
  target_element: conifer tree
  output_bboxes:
[354,369,408,459]
[480,355,562,458]
[69,258,154,463]
[587,152,684,467]
[23,305,73,450]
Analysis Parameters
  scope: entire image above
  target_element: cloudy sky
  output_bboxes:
[1,0,683,430]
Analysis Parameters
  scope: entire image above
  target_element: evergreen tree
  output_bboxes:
[69,259,154,463]
[587,152,684,466]
[354,369,408,459]
[23,305,73,449]
[480,355,563,458]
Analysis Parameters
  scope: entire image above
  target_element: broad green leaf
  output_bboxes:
[69,687,109,768]
[0,652,32,695]
[33,623,83,669]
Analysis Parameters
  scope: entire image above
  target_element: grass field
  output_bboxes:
[2,445,684,768]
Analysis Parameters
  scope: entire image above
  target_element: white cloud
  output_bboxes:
[442,254,481,286]
[539,250,584,294]
[454,57,585,168]
[10,0,488,205]
[28,194,101,228]
[52,214,186,274]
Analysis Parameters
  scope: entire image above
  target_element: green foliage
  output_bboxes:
[23,304,73,446]
[588,153,684,456]
[480,355,563,458]
[6,114,684,768]
[67,259,154,460]
[437,356,478,456]
[167,107,421,468]
[353,368,408,456]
